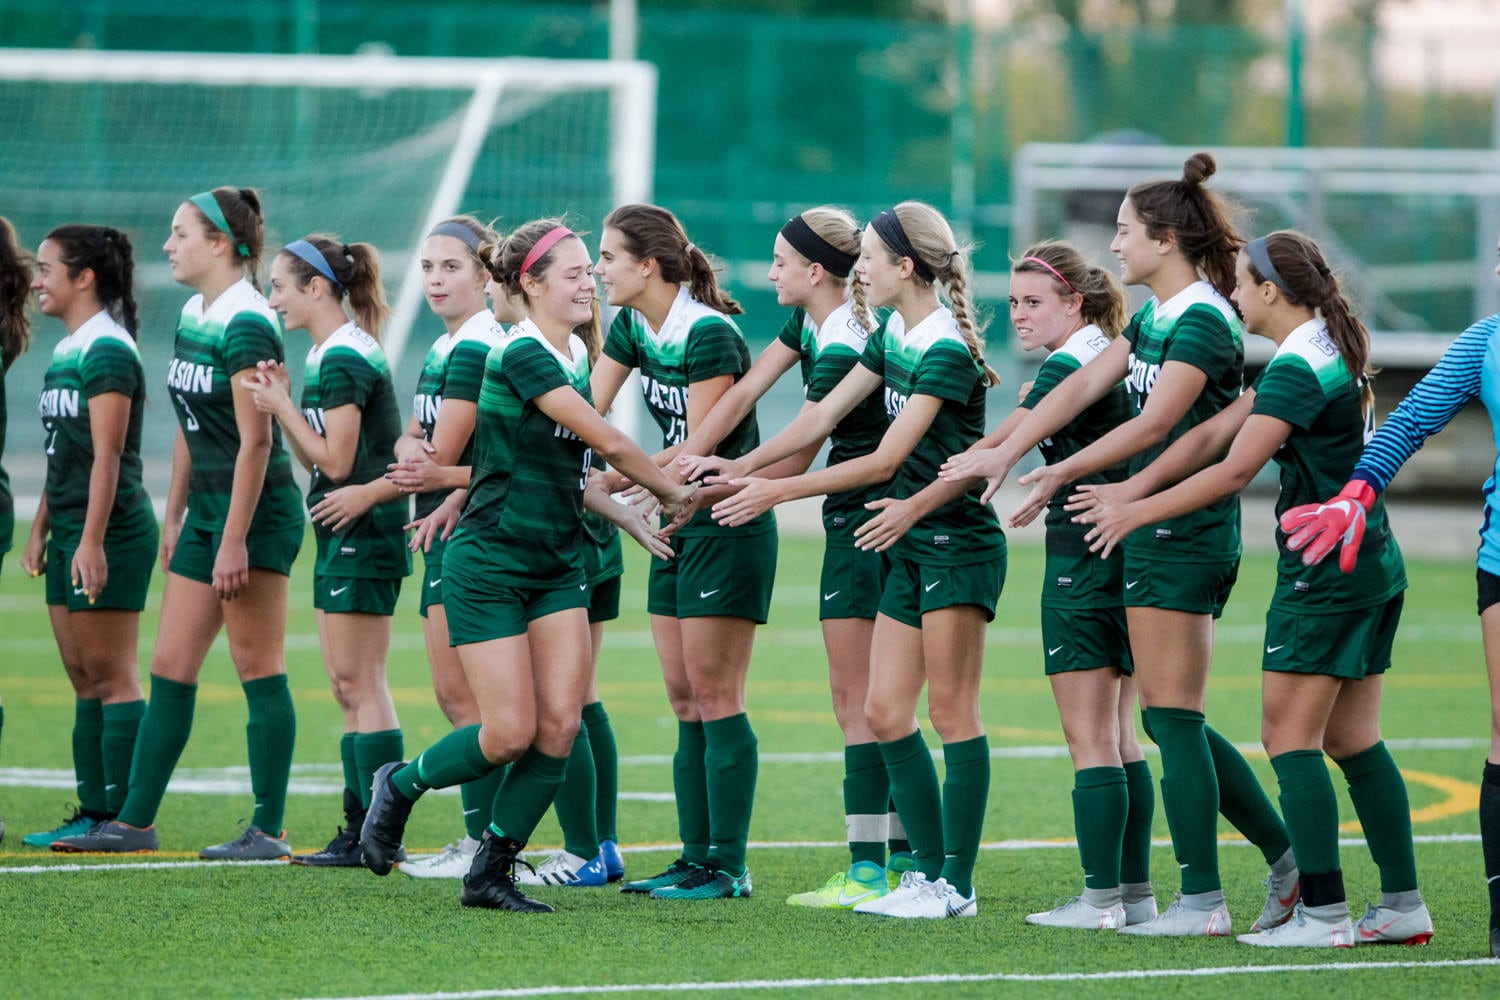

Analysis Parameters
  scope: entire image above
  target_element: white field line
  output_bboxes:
[289,959,1500,1000]
[1,833,1480,876]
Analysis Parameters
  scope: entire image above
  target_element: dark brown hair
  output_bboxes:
[45,224,140,339]
[190,186,265,283]
[602,203,742,315]
[1126,152,1245,300]
[0,216,32,369]
[279,234,390,339]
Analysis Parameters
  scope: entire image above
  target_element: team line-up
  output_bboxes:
[2,151,1500,953]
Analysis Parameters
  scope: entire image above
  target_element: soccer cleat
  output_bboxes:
[401,837,479,879]
[460,830,554,913]
[23,806,97,848]
[516,850,610,887]
[361,761,416,876]
[51,819,158,854]
[200,824,291,861]
[786,861,890,909]
[854,869,930,916]
[599,839,625,882]
[1117,894,1231,937]
[1026,895,1126,929]
[620,858,698,894]
[292,826,363,867]
[648,864,752,900]
[876,876,977,919]
[1490,926,1500,959]
[885,851,917,892]
[1123,895,1159,926]
[1354,901,1434,945]
[1238,902,1354,948]
[1249,864,1301,932]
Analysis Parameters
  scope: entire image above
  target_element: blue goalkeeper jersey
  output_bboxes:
[1351,313,1500,574]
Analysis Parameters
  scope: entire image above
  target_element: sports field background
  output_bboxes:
[2,498,1497,997]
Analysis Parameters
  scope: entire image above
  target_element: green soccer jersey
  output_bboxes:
[601,286,763,537]
[453,319,593,587]
[0,354,11,554]
[1022,325,1136,548]
[858,306,1003,566]
[581,452,623,583]
[776,300,890,539]
[39,311,156,548]
[166,279,303,534]
[299,323,412,579]
[1251,319,1406,612]
[410,310,504,519]
[1120,281,1243,562]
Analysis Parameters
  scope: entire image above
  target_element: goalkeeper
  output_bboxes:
[1282,232,1500,958]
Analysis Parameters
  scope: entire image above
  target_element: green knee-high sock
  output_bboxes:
[395,724,492,800]
[1122,759,1155,885]
[844,742,890,866]
[880,730,944,878]
[553,725,600,859]
[244,675,296,834]
[339,733,358,800]
[1271,750,1342,878]
[939,736,990,897]
[73,698,107,818]
[673,720,710,865]
[1205,724,1291,865]
[1143,706,1220,895]
[101,700,146,817]
[1335,741,1419,893]
[1074,766,1128,892]
[704,713,758,873]
[888,795,911,856]
[490,745,569,843]
[119,676,197,828]
[354,729,405,810]
[582,701,619,843]
[460,766,508,842]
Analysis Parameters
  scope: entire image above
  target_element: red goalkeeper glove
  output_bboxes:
[1278,480,1376,574]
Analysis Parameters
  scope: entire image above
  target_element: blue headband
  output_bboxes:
[427,221,483,253]
[1244,237,1290,295]
[283,239,343,292]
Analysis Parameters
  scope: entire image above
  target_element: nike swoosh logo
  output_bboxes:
[1125,580,1140,589]
[1047,645,1064,656]
[1359,918,1402,940]
[73,587,86,596]
[428,578,442,588]
[463,808,479,816]
[925,580,941,592]
[1267,644,1286,654]
[104,784,117,790]
[580,584,588,591]
[823,591,840,601]
[331,586,349,596]
[699,589,720,599]
[836,888,881,906]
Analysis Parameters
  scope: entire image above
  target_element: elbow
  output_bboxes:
[593,429,636,468]
[869,455,903,483]
[323,459,355,482]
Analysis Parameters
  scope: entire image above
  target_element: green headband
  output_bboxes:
[190,191,250,258]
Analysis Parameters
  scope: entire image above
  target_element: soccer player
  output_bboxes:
[1281,229,1500,955]
[589,204,776,900]
[1073,230,1431,947]
[943,155,1297,937]
[56,188,302,858]
[676,206,907,907]
[18,227,155,850]
[242,234,412,866]
[358,220,697,913]
[691,201,1004,919]
[0,216,34,846]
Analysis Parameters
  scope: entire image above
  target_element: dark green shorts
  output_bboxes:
[169,522,302,584]
[1039,605,1133,676]
[314,573,401,616]
[819,543,888,621]
[45,537,158,613]
[445,564,589,646]
[877,553,1005,628]
[1121,552,1238,618]
[1262,593,1403,680]
[647,520,778,623]
[418,536,446,618]
[588,573,622,624]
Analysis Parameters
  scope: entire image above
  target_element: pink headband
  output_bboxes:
[521,226,574,276]
[1021,255,1075,293]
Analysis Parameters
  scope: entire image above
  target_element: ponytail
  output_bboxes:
[602,204,742,315]
[1013,240,1129,337]
[0,216,33,368]
[45,224,140,340]
[279,233,391,338]
[482,217,601,359]
[189,186,265,286]
[1126,152,1245,300]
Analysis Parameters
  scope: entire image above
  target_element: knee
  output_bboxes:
[864,696,914,744]
[477,723,531,765]
[925,698,979,743]
[534,713,581,759]
[433,684,478,727]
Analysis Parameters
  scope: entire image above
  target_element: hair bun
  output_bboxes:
[237,187,263,218]
[1182,151,1217,187]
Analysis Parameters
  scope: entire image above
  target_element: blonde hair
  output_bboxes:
[793,205,869,331]
[1013,240,1129,337]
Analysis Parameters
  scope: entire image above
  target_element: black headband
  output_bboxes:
[1244,236,1290,295]
[871,209,935,283]
[780,214,857,278]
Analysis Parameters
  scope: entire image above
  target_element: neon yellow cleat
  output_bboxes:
[786,860,889,909]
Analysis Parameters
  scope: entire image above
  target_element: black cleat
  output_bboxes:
[361,761,416,875]
[1491,926,1500,959]
[292,825,364,867]
[460,830,553,913]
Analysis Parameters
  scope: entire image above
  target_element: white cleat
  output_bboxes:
[1026,895,1126,929]
[1117,894,1231,937]
[1123,895,1158,926]
[853,869,930,916]
[400,837,479,879]
[1249,865,1301,932]
[1354,901,1434,945]
[876,876,977,919]
[1238,902,1354,948]
[516,849,592,886]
